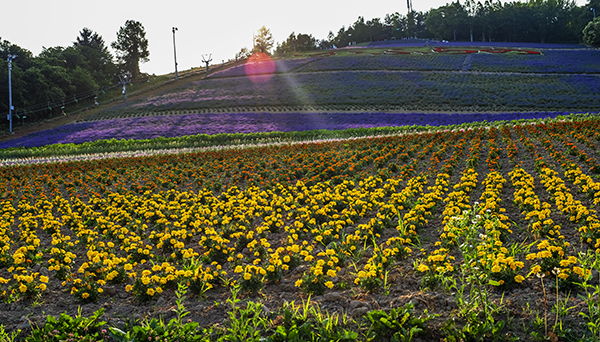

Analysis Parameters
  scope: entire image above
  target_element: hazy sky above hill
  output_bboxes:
[1,0,588,76]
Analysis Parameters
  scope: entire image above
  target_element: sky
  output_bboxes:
[1,0,589,76]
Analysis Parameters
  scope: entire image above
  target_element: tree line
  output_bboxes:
[273,0,599,55]
[0,20,149,123]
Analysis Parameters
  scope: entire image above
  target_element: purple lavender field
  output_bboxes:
[0,111,583,149]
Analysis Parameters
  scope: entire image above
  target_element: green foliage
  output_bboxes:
[438,207,512,341]
[0,324,20,342]
[25,308,107,342]
[275,32,318,56]
[0,28,116,124]
[576,250,600,340]
[111,20,149,78]
[583,17,600,47]
[109,284,210,342]
[252,26,274,55]
[266,299,358,342]
[213,285,269,342]
[364,302,436,342]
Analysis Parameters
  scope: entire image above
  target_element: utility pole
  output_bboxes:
[7,54,16,134]
[172,27,178,80]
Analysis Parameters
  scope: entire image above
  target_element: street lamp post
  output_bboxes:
[7,54,16,134]
[172,27,178,80]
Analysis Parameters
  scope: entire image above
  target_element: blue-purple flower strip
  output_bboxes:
[0,111,583,149]
[365,40,586,49]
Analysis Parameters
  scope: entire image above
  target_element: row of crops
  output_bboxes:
[209,50,600,76]
[1,114,600,338]
[117,71,600,114]
[82,48,600,121]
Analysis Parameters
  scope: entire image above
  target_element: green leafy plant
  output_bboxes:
[26,308,107,342]
[0,324,20,342]
[439,208,511,341]
[267,298,357,342]
[109,283,209,342]
[364,302,436,342]
[576,250,600,340]
[215,285,269,342]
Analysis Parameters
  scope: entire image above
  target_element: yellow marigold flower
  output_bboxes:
[573,266,585,277]
[39,275,49,283]
[124,264,133,271]
[325,281,334,289]
[416,263,429,273]
[295,279,302,287]
[531,265,542,274]
[243,273,252,280]
[234,265,243,273]
[125,285,133,292]
[491,265,501,273]
[19,284,27,293]
[39,283,47,291]
[537,251,552,258]
[514,275,525,283]
[82,292,90,299]
[146,288,155,296]
[559,259,571,267]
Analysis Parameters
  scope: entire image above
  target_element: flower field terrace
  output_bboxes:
[85,46,600,122]
[0,111,573,151]
[95,71,600,116]
[1,114,600,338]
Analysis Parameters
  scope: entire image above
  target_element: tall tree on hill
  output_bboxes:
[426,2,468,40]
[111,20,149,79]
[252,26,274,55]
[74,28,117,88]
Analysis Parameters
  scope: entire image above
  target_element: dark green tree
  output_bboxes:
[425,2,468,40]
[111,20,149,78]
[74,28,117,87]
[583,17,600,46]
[0,40,31,116]
[275,32,318,56]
